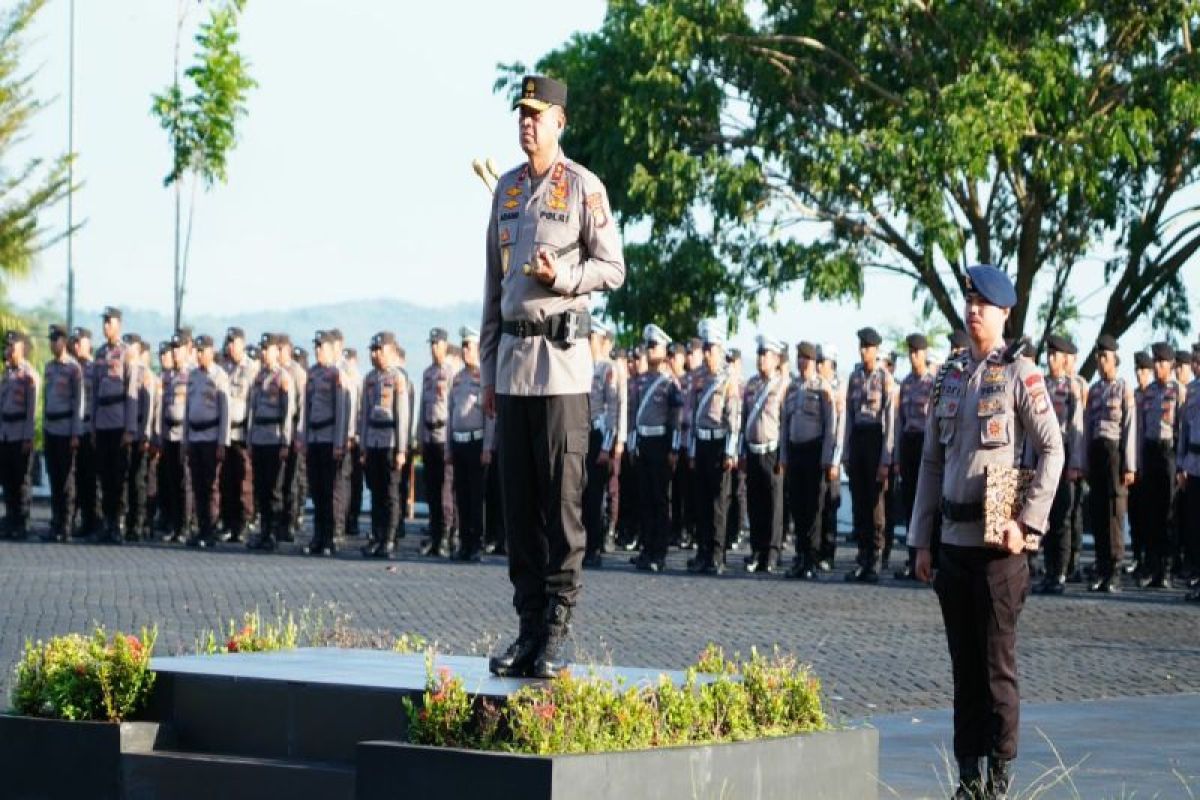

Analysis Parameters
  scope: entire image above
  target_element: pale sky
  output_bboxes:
[12,0,1198,371]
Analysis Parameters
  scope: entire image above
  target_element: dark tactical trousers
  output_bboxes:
[497,393,588,614]
[1140,440,1177,581]
[786,440,824,564]
[582,429,608,555]
[0,441,33,532]
[44,434,76,535]
[422,442,446,546]
[725,470,743,547]
[95,428,130,529]
[484,452,503,550]
[1127,475,1146,568]
[745,449,783,566]
[635,435,672,562]
[935,544,1028,762]
[693,438,731,565]
[306,443,340,546]
[1067,477,1086,573]
[617,449,640,543]
[159,441,191,537]
[671,453,694,542]
[848,425,886,569]
[345,440,364,534]
[282,443,305,537]
[221,441,254,536]
[1043,473,1075,579]
[1087,437,1126,578]
[365,448,402,542]
[125,443,150,535]
[819,477,840,563]
[1183,475,1200,574]
[188,442,221,538]
[252,446,288,540]
[74,433,100,534]
[452,439,484,554]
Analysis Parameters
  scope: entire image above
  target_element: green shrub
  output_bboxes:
[405,645,827,755]
[11,627,157,722]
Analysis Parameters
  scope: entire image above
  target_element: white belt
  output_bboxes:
[637,425,666,437]
[592,418,606,431]
[452,430,484,443]
[747,440,779,455]
[696,428,727,441]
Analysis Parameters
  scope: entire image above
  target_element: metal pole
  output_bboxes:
[65,0,76,330]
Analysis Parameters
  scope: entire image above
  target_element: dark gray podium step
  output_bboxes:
[122,750,354,800]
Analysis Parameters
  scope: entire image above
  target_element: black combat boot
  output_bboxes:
[489,611,544,678]
[532,602,573,679]
[953,756,985,799]
[986,756,1012,799]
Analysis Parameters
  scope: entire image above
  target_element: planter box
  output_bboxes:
[0,713,162,800]
[356,727,878,800]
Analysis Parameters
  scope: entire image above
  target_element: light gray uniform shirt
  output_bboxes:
[360,366,410,452]
[184,365,231,447]
[0,361,38,442]
[780,374,837,467]
[43,358,85,438]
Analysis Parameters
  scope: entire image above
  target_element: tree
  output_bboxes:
[503,0,1200,373]
[0,0,73,334]
[151,0,254,330]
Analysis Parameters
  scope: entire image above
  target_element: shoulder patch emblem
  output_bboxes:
[586,192,609,229]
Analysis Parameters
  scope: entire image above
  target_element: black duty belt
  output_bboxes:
[424,421,445,431]
[942,499,984,523]
[1189,443,1200,455]
[308,418,333,431]
[189,419,218,432]
[501,311,590,342]
[97,395,124,406]
[255,416,283,425]
[44,410,72,422]
[369,420,396,429]
[2,412,26,422]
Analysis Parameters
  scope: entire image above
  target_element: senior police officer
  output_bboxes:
[1084,335,1138,592]
[582,319,624,568]
[420,327,455,557]
[911,265,1064,798]
[183,335,231,548]
[92,308,139,543]
[685,321,742,575]
[1137,342,1186,588]
[446,326,494,562]
[482,75,625,678]
[360,331,410,558]
[246,333,297,551]
[895,333,934,580]
[843,326,897,583]
[627,324,683,573]
[221,327,258,542]
[781,341,837,579]
[0,331,38,539]
[302,330,351,556]
[42,325,85,542]
[741,335,789,573]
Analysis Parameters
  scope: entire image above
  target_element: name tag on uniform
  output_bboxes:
[981,414,1010,446]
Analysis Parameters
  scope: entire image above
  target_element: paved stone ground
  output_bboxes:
[2,504,1197,726]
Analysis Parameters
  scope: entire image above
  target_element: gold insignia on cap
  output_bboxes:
[965,275,975,291]
[524,79,536,96]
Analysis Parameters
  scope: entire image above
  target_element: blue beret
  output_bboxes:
[964,264,1017,309]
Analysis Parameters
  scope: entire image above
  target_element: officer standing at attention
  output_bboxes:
[582,319,622,568]
[0,331,37,539]
[781,341,836,579]
[911,265,1064,798]
[628,324,683,573]
[1127,350,1153,577]
[42,325,85,542]
[359,331,409,557]
[341,344,365,539]
[183,335,231,548]
[1084,335,1138,592]
[843,326,896,583]
[895,334,934,580]
[1031,335,1086,594]
[279,335,307,543]
[685,321,742,575]
[221,328,257,542]
[91,308,138,543]
[741,335,789,573]
[420,327,454,557]
[247,333,297,552]
[482,75,625,678]
[124,335,156,541]
[156,335,191,543]
[1179,348,1200,601]
[301,330,350,556]
[445,326,494,561]
[1137,342,1185,588]
[69,327,100,538]
[815,343,844,571]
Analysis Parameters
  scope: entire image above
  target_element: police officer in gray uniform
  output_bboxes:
[221,327,257,542]
[781,341,837,579]
[895,334,934,579]
[247,333,297,551]
[69,327,101,538]
[911,265,1064,798]
[42,325,85,541]
[360,331,410,557]
[0,331,37,538]
[446,326,494,561]
[419,327,454,556]
[184,335,231,548]
[279,334,307,542]
[1179,353,1200,601]
[1137,342,1186,587]
[302,330,351,556]
[91,308,139,543]
[124,334,157,541]
[582,319,623,567]
[483,75,625,678]
[741,335,789,573]
[157,334,191,543]
[628,323,683,573]
[1084,335,1138,592]
[341,344,365,538]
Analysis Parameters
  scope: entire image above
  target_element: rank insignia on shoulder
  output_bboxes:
[503,199,519,210]
[505,186,522,197]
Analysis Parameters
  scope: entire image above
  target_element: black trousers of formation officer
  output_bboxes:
[745,450,783,568]
[786,441,824,568]
[94,429,130,534]
[43,434,76,538]
[0,441,33,535]
[1087,438,1126,582]
[582,428,609,557]
[848,426,885,570]
[452,439,485,556]
[635,435,672,564]
[693,438,731,567]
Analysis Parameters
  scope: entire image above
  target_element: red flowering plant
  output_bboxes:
[402,654,483,748]
[194,610,298,655]
[11,626,158,722]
